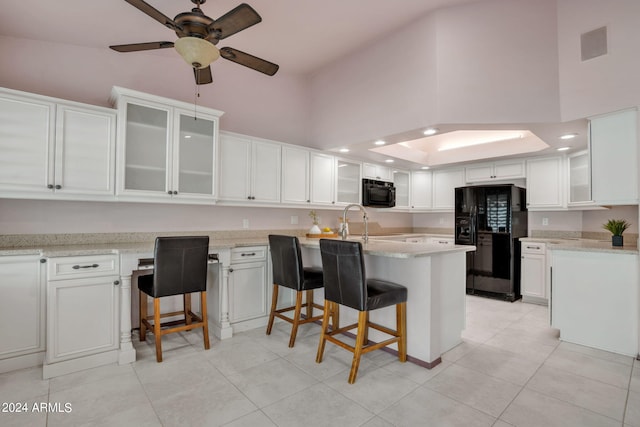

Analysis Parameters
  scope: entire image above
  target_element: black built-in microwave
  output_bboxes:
[362,179,396,208]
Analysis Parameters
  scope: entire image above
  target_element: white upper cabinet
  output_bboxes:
[410,170,433,209]
[567,150,592,206]
[590,108,638,205]
[218,132,281,203]
[392,170,410,209]
[310,153,336,205]
[363,163,392,181]
[526,156,565,209]
[0,88,116,200]
[281,146,311,204]
[111,87,222,204]
[335,159,362,205]
[465,160,525,183]
[432,168,464,211]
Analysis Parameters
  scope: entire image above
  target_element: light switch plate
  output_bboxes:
[291,215,298,225]
[242,219,249,229]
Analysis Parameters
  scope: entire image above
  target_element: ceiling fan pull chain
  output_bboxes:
[193,69,200,120]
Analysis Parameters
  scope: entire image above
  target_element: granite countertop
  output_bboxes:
[0,231,457,258]
[520,237,638,255]
[0,237,271,257]
[299,237,474,259]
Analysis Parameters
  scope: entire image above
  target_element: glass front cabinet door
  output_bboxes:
[112,87,222,203]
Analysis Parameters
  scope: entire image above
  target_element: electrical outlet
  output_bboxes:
[542,217,549,226]
[291,215,298,225]
[242,219,249,229]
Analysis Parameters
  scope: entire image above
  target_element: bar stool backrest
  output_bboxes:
[151,236,209,298]
[319,239,367,311]
[268,235,305,291]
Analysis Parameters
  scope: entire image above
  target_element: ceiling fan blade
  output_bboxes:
[210,4,262,40]
[124,0,180,31]
[220,47,279,76]
[193,66,213,85]
[109,41,174,52]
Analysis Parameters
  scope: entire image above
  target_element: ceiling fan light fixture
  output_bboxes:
[175,36,219,69]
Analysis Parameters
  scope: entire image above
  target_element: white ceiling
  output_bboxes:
[0,0,589,169]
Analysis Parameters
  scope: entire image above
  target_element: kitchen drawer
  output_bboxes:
[521,242,546,255]
[47,254,119,280]
[231,246,267,263]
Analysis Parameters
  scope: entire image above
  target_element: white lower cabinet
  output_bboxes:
[0,255,46,373]
[44,254,120,378]
[520,242,547,305]
[228,247,269,331]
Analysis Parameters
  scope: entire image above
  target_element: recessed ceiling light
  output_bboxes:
[374,140,386,146]
[385,159,394,163]
[424,128,438,136]
[557,146,570,151]
[339,148,349,153]
[560,133,578,140]
[184,135,192,139]
[421,166,430,170]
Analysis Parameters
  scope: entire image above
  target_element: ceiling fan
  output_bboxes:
[110,0,279,84]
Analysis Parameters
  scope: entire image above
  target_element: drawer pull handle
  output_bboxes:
[241,252,256,257]
[72,264,99,269]
[526,246,541,250]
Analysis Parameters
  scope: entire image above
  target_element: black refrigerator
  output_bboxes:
[454,185,527,302]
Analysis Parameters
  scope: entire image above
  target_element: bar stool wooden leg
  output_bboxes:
[330,301,339,330]
[316,299,331,363]
[184,294,192,325]
[397,302,407,362]
[139,290,147,341]
[305,289,313,319]
[153,298,163,362]
[266,284,279,335]
[362,311,370,344]
[289,291,304,347]
[349,310,368,384]
[201,291,210,350]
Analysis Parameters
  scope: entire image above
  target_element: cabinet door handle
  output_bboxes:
[526,246,541,250]
[228,268,234,273]
[72,264,99,269]
[55,185,61,189]
[47,184,54,189]
[113,280,120,286]
[241,252,256,257]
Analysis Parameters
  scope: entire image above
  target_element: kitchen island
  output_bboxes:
[298,238,475,367]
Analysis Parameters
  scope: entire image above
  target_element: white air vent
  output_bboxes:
[581,26,608,61]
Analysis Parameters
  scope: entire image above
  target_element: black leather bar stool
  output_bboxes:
[139,236,211,362]
[316,238,407,384]
[267,234,326,347]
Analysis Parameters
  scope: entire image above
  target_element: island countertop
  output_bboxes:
[299,237,474,258]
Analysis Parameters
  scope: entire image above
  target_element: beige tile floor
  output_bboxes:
[1,295,639,426]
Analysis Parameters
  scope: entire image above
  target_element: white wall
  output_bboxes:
[557,0,640,120]
[309,0,562,150]
[0,36,310,146]
[0,199,412,235]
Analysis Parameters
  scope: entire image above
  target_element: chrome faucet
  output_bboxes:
[341,203,369,243]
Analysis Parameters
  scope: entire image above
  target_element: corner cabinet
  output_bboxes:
[0,88,116,201]
[110,86,223,204]
[218,132,281,204]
